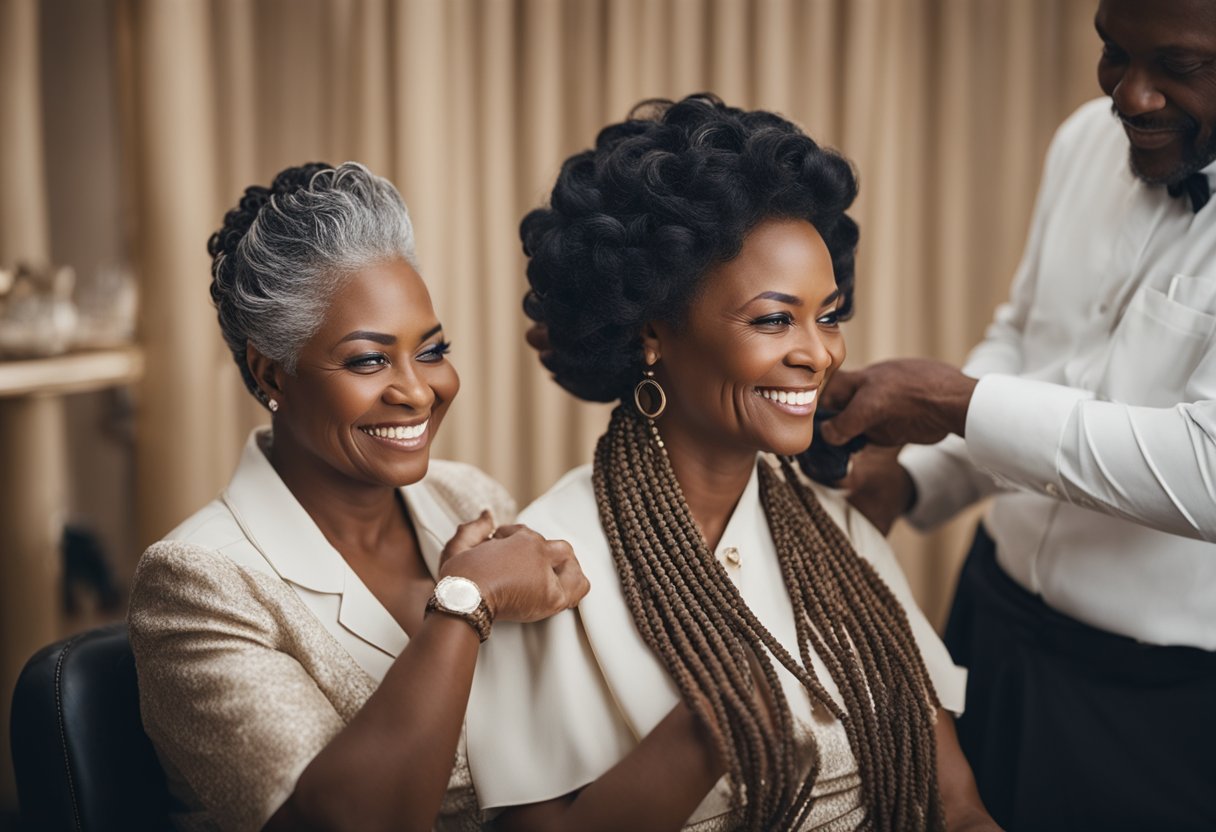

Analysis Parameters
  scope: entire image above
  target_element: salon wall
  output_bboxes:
[1,0,1101,810]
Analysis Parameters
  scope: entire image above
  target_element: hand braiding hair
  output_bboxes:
[593,404,945,831]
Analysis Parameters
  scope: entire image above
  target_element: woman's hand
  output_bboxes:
[269,512,587,832]
[936,709,1004,831]
[493,702,724,832]
[438,511,590,622]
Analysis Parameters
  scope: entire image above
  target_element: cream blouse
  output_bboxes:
[467,455,966,830]
[129,429,515,832]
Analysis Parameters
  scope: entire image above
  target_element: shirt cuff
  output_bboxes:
[965,374,1093,496]
[899,436,979,530]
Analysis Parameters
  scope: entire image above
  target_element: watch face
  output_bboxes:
[436,576,481,614]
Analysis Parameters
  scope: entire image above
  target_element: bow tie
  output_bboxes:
[1167,172,1211,213]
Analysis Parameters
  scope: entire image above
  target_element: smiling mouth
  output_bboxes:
[359,419,429,449]
[754,387,818,413]
[1121,120,1188,151]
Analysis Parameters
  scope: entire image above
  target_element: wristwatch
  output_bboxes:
[426,576,493,642]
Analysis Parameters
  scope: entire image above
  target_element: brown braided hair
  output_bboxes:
[593,404,944,831]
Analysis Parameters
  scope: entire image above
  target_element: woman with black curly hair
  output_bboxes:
[468,96,999,831]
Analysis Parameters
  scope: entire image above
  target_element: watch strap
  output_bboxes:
[425,591,493,642]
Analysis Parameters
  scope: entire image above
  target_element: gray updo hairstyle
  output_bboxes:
[207,161,417,405]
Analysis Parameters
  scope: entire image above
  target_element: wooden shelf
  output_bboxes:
[0,346,144,398]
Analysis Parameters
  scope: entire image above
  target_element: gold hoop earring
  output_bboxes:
[633,370,667,420]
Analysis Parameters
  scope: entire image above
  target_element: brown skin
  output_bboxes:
[494,705,726,832]
[819,359,979,450]
[248,258,591,832]
[642,219,846,549]
[820,0,1216,534]
[517,220,998,829]
[834,444,916,536]
[936,710,999,832]
[817,358,977,534]
[1096,0,1216,186]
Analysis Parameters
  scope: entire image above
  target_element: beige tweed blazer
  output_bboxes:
[129,429,515,832]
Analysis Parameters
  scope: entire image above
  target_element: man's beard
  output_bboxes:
[1130,138,1216,186]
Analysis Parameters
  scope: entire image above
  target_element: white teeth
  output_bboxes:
[363,420,428,440]
[755,388,817,406]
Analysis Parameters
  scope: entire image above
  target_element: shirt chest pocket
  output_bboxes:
[1096,281,1216,406]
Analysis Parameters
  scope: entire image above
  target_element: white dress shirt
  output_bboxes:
[901,97,1216,649]
[467,458,965,828]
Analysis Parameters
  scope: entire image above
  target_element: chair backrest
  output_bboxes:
[10,623,172,831]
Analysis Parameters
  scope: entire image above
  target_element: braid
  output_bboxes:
[592,405,944,830]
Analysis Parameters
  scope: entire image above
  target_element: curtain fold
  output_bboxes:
[1,0,51,262]
[124,0,230,548]
[115,0,1101,624]
[0,0,57,807]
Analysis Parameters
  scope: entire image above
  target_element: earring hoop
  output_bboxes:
[268,398,279,413]
[633,370,667,420]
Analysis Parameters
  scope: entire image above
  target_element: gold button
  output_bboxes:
[723,546,741,566]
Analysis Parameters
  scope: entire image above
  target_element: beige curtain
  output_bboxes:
[117,0,1101,628]
[0,0,59,806]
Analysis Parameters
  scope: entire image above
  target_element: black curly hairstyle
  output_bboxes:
[521,93,859,402]
[520,97,953,832]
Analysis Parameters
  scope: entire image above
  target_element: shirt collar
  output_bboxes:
[222,430,344,592]
[399,477,450,579]
[1200,156,1216,188]
[712,459,763,561]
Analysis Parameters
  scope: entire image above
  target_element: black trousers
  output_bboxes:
[943,526,1216,832]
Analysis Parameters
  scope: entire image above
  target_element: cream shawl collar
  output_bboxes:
[219,429,459,666]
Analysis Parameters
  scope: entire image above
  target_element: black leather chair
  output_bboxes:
[10,623,173,831]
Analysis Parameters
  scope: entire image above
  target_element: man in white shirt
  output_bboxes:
[820,1,1216,830]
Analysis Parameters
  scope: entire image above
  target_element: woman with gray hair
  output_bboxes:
[126,162,691,831]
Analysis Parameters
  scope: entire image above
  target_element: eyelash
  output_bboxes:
[751,311,841,330]
[419,340,452,362]
[1163,60,1204,77]
[344,340,452,371]
[346,353,389,371]
[752,313,794,329]
[1100,42,1206,77]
